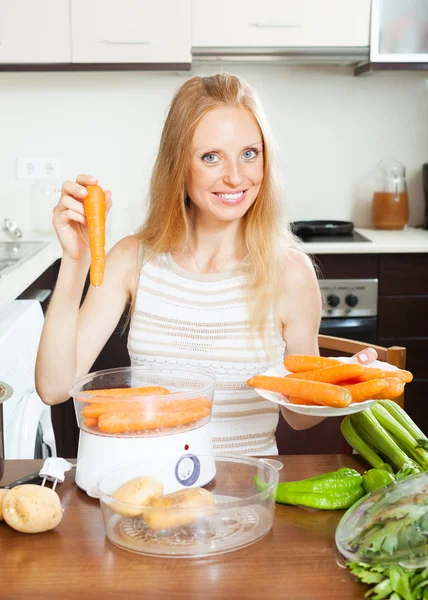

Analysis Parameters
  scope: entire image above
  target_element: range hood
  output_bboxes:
[192,47,369,67]
[355,0,428,75]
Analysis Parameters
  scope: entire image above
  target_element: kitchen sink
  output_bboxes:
[0,241,48,278]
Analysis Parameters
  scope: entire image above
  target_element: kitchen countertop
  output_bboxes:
[1,226,428,316]
[0,455,368,600]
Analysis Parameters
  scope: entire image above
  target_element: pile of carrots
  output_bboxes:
[246,355,413,408]
[78,386,212,434]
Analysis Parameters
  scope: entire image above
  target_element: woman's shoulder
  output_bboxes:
[281,246,318,289]
[105,234,142,286]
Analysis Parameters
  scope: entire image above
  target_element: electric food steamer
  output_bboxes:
[70,366,216,498]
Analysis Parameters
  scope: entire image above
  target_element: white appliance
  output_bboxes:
[0,300,56,458]
[70,365,216,498]
[77,426,215,498]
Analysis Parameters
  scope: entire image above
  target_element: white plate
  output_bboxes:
[253,357,399,417]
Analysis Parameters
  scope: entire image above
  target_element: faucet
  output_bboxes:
[2,218,22,240]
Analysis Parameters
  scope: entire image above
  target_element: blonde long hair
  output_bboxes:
[135,73,296,343]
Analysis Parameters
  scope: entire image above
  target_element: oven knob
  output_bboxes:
[345,294,359,308]
[326,294,340,308]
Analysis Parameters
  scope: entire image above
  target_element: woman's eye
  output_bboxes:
[242,149,258,159]
[202,153,219,164]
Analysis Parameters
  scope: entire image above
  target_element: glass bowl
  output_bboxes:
[97,454,280,558]
[70,366,216,438]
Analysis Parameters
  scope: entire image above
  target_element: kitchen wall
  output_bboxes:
[0,63,427,233]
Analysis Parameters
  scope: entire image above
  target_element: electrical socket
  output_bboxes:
[16,157,61,180]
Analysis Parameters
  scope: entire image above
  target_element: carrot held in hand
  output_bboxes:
[284,355,341,373]
[247,375,352,408]
[84,184,106,287]
[343,379,389,403]
[286,363,364,384]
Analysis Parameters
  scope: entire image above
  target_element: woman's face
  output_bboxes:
[186,105,264,223]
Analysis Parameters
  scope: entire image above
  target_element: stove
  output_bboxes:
[294,231,372,244]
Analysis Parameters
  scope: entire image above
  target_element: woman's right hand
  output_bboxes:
[53,174,112,261]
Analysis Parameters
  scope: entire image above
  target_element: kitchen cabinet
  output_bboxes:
[191,0,371,49]
[0,0,70,64]
[378,254,428,433]
[71,0,191,65]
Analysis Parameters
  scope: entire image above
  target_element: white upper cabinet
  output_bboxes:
[0,0,70,63]
[71,0,191,64]
[192,0,371,49]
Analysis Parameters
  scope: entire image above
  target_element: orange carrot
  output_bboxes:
[83,417,98,427]
[284,355,341,373]
[373,377,405,399]
[286,363,364,384]
[246,375,352,408]
[343,379,389,403]
[78,385,170,403]
[288,396,318,406]
[341,368,387,383]
[82,402,143,418]
[82,396,212,418]
[98,406,210,434]
[84,184,106,287]
[392,369,413,383]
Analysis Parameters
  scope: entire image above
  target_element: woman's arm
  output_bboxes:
[35,235,140,405]
[278,250,378,430]
[278,250,324,430]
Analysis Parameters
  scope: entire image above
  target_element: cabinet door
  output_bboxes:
[192,0,370,48]
[0,0,70,63]
[71,0,191,64]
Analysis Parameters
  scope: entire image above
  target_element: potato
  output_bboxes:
[0,489,10,521]
[144,487,216,531]
[111,476,164,518]
[3,485,63,534]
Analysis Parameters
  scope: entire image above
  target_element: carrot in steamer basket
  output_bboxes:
[84,184,106,287]
[79,385,170,403]
[83,417,98,427]
[246,375,352,408]
[286,363,364,384]
[82,396,212,419]
[342,379,389,403]
[284,355,341,373]
[98,406,210,434]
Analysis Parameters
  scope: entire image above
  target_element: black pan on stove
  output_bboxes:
[290,220,354,238]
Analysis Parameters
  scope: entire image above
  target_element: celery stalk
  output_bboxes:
[341,415,386,470]
[379,400,428,445]
[371,403,428,470]
[350,408,421,475]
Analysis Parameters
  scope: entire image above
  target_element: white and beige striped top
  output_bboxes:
[127,252,286,455]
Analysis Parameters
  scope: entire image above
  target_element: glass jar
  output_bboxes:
[372,159,409,230]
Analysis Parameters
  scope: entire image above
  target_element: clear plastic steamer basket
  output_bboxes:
[336,471,428,569]
[70,366,216,437]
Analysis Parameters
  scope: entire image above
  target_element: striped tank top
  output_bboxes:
[127,252,285,455]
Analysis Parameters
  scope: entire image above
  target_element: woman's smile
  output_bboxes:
[212,189,248,206]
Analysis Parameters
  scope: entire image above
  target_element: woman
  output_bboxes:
[35,73,376,455]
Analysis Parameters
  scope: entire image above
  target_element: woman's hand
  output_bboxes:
[53,174,112,261]
[353,347,378,365]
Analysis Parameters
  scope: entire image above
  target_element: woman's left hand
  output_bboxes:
[353,347,378,365]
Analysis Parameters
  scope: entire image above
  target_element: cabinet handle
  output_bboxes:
[249,22,302,29]
[97,40,153,45]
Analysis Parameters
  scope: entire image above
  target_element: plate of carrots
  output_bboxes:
[246,354,413,417]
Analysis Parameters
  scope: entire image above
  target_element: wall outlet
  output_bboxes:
[16,157,61,180]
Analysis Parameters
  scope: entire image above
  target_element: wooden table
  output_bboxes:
[0,455,368,599]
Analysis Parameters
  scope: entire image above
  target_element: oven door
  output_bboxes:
[319,316,377,345]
